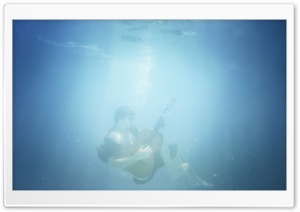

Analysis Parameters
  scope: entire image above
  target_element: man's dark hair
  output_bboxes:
[114,106,135,124]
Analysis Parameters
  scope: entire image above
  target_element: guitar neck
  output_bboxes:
[152,117,164,134]
[152,98,176,134]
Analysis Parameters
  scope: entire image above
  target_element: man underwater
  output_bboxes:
[97,105,213,187]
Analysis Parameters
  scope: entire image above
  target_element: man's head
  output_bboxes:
[114,106,135,126]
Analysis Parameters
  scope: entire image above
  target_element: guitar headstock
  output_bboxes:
[162,98,176,118]
[167,98,176,110]
[153,98,177,132]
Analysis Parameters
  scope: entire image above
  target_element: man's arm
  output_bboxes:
[108,146,152,169]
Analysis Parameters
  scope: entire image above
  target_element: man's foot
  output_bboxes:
[179,163,189,171]
[167,162,189,180]
[187,172,213,188]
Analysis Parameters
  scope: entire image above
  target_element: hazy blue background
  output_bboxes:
[13,20,286,190]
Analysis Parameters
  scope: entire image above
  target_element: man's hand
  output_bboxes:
[135,145,152,160]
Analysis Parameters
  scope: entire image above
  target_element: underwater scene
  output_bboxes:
[13,20,286,190]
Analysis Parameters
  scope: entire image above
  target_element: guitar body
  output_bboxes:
[124,129,163,180]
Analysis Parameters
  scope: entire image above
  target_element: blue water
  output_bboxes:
[13,20,286,190]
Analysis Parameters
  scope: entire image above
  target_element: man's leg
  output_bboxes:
[160,143,213,187]
[160,143,186,180]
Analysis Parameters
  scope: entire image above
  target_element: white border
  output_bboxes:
[3,4,294,207]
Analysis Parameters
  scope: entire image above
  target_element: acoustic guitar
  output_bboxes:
[123,98,176,181]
